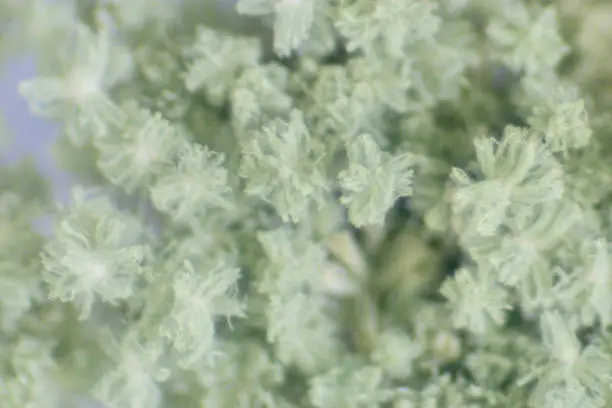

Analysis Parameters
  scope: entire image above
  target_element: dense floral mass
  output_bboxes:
[2,0,612,407]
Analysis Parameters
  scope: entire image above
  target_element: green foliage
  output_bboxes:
[4,1,612,407]
[339,134,416,227]
[197,341,289,408]
[92,331,170,408]
[528,91,592,155]
[150,143,234,223]
[256,227,343,373]
[519,311,612,407]
[0,336,63,408]
[336,0,441,57]
[369,328,422,380]
[440,266,510,334]
[183,26,261,105]
[235,0,316,57]
[95,102,185,193]
[18,23,129,144]
[0,191,46,331]
[486,3,569,75]
[449,125,565,238]
[159,258,244,368]
[41,188,149,320]
[308,361,396,408]
[240,109,329,223]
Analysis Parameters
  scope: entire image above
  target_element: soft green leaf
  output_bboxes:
[0,336,63,408]
[240,109,329,223]
[198,341,288,408]
[18,23,128,144]
[335,0,441,58]
[339,134,416,227]
[256,227,328,292]
[519,311,612,407]
[309,362,396,408]
[236,0,316,57]
[271,0,316,57]
[528,96,592,156]
[267,290,342,373]
[150,143,233,223]
[370,328,423,380]
[0,192,46,331]
[450,126,564,237]
[183,26,261,105]
[93,331,169,408]
[95,102,185,193]
[440,266,511,334]
[231,63,293,137]
[486,5,569,74]
[347,53,414,113]
[158,258,244,368]
[41,188,149,319]
[256,227,342,372]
